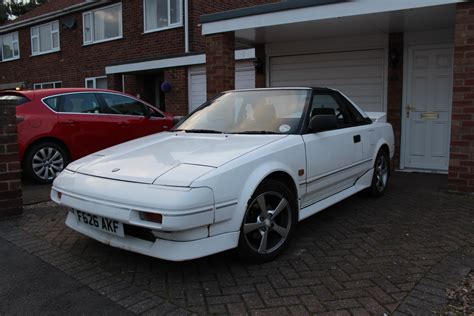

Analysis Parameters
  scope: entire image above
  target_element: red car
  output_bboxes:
[0,88,174,184]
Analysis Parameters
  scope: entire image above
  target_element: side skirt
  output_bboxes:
[298,168,374,221]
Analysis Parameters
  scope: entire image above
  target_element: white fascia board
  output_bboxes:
[202,0,465,35]
[235,48,255,60]
[106,49,255,74]
[106,54,206,74]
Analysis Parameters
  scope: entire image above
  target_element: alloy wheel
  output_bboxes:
[243,191,292,255]
[375,154,388,192]
[32,147,65,181]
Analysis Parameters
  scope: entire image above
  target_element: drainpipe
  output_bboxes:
[184,0,189,53]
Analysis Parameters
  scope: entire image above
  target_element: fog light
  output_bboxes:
[140,212,163,224]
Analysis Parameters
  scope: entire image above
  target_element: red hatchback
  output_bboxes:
[1,88,174,183]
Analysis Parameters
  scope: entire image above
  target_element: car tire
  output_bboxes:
[367,149,390,197]
[238,179,297,263]
[24,141,69,184]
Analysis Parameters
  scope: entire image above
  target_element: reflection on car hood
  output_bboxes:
[67,132,287,184]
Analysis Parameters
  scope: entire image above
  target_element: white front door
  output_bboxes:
[403,45,453,171]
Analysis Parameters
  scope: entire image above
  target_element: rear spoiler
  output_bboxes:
[366,112,387,123]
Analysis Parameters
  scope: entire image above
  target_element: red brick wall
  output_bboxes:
[163,67,188,116]
[206,32,235,99]
[0,0,185,89]
[0,0,276,90]
[449,2,474,192]
[0,100,22,217]
[387,33,403,171]
[0,0,275,116]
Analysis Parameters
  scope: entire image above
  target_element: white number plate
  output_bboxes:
[75,210,124,238]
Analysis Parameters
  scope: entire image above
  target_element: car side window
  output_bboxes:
[100,93,149,117]
[43,96,60,111]
[310,93,352,128]
[341,97,370,125]
[60,93,101,114]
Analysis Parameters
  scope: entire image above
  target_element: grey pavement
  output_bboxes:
[21,178,51,205]
[0,172,472,315]
[0,236,132,315]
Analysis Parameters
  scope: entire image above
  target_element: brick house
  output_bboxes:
[0,0,274,115]
[0,0,473,193]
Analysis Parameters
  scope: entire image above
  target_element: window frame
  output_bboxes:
[33,81,62,90]
[0,32,20,62]
[85,76,108,89]
[304,90,373,134]
[41,91,165,118]
[98,92,164,118]
[58,92,102,114]
[143,0,183,34]
[82,2,123,46]
[30,20,60,56]
[333,92,372,126]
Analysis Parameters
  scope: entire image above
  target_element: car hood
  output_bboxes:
[67,132,287,185]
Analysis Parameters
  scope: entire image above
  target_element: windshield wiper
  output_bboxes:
[177,129,223,134]
[231,130,280,135]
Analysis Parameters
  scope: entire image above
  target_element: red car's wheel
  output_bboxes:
[24,141,70,184]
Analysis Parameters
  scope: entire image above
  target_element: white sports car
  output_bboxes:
[51,88,394,262]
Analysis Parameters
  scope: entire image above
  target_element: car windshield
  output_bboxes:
[175,89,310,134]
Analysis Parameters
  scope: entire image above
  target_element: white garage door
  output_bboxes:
[235,62,256,90]
[188,62,255,113]
[269,50,386,112]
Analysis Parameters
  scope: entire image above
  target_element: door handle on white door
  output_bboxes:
[405,105,415,118]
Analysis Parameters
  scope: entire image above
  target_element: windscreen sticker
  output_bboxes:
[279,124,291,133]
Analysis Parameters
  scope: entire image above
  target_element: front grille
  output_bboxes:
[123,224,156,242]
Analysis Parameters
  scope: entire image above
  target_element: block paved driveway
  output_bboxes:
[1,173,473,315]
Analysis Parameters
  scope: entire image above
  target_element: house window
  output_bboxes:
[31,21,60,55]
[0,32,19,62]
[85,76,108,89]
[144,0,182,32]
[33,81,62,90]
[83,3,122,45]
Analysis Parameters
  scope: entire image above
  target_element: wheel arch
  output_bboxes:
[235,163,301,225]
[261,171,298,204]
[373,141,391,175]
[23,136,71,165]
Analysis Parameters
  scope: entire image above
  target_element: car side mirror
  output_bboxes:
[308,115,338,133]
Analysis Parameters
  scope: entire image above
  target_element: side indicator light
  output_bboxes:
[140,212,163,224]
[298,169,305,176]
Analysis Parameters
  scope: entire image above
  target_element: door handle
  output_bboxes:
[118,122,128,127]
[406,105,416,118]
[62,120,76,125]
[353,135,361,143]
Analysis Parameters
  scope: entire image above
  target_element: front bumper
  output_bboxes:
[52,170,215,232]
[65,211,239,261]
[52,170,240,260]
